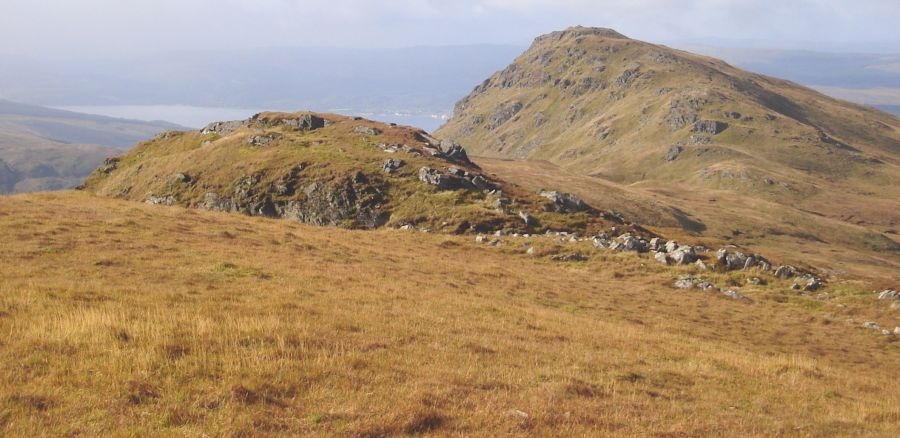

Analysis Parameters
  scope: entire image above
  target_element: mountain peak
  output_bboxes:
[536,26,629,43]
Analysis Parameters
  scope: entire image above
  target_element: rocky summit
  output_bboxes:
[437,26,900,282]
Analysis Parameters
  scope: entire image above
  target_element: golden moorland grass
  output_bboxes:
[0,191,898,436]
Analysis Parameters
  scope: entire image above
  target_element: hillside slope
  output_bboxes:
[437,27,900,280]
[0,192,897,435]
[0,99,182,193]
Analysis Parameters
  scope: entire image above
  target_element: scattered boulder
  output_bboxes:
[774,265,797,279]
[746,277,766,286]
[471,175,494,191]
[791,275,823,292]
[716,248,747,270]
[675,276,696,289]
[655,252,671,265]
[438,139,471,163]
[721,289,748,301]
[540,190,589,213]
[518,211,539,227]
[382,159,405,174]
[248,133,281,147]
[145,196,176,206]
[669,245,698,264]
[353,126,382,136]
[618,234,648,252]
[877,290,899,300]
[551,253,588,262]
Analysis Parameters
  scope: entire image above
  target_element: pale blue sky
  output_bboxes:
[3,0,899,56]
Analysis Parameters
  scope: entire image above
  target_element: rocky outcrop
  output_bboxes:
[418,167,473,190]
[248,133,281,146]
[201,120,247,136]
[197,171,388,229]
[202,113,327,136]
[418,166,496,192]
[382,159,405,174]
[693,120,728,135]
[98,158,119,174]
[438,139,470,163]
[540,190,589,213]
[663,145,683,162]
[487,101,523,130]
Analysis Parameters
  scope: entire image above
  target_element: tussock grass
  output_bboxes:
[0,191,897,435]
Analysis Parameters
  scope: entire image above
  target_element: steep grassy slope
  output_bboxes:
[83,111,616,234]
[0,99,181,193]
[437,27,900,281]
[0,192,898,435]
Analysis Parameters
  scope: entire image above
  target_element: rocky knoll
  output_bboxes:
[83,111,609,234]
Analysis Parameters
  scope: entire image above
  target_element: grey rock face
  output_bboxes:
[488,101,523,130]
[281,176,386,228]
[540,190,589,213]
[283,114,326,131]
[201,192,234,212]
[98,157,119,174]
[664,145,683,161]
[664,93,707,131]
[692,120,728,135]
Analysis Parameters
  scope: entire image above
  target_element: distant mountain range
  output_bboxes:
[0,99,183,193]
[1,43,897,124]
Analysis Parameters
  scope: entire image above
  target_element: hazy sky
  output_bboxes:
[3,0,899,56]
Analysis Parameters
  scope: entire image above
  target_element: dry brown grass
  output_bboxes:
[0,191,898,436]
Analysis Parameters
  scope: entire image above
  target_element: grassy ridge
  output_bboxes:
[0,192,897,435]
